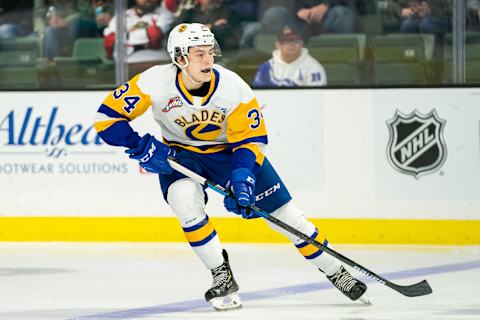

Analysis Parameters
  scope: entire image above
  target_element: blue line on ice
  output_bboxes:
[72,259,480,319]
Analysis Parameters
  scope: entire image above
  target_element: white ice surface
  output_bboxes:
[0,243,479,320]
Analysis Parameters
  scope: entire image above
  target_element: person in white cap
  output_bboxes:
[253,24,327,87]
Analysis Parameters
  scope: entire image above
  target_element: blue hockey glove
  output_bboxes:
[125,134,175,174]
[223,168,256,219]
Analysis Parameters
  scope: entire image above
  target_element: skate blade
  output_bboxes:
[358,293,371,305]
[210,292,242,311]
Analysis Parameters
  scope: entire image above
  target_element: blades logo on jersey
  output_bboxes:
[386,109,447,178]
[162,96,183,113]
[185,123,222,141]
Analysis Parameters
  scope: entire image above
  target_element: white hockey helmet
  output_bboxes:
[167,23,221,65]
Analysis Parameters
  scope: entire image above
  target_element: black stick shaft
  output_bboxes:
[167,159,433,297]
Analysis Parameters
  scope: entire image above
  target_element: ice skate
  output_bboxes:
[205,249,242,311]
[327,266,370,304]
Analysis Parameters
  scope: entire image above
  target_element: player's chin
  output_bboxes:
[198,70,212,81]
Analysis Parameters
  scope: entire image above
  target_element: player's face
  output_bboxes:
[277,39,303,63]
[186,46,215,83]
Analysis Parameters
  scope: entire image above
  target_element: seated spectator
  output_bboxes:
[253,24,327,87]
[174,0,242,51]
[104,0,174,62]
[397,0,451,59]
[398,0,451,35]
[173,0,196,16]
[240,5,296,48]
[92,0,114,36]
[296,0,357,37]
[376,0,403,32]
[224,0,259,22]
[241,0,358,49]
[0,0,34,39]
[38,0,98,60]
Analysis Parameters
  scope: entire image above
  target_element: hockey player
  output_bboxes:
[94,22,369,311]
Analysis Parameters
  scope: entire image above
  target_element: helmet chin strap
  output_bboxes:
[174,56,204,89]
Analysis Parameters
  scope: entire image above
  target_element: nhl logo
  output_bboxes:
[386,109,447,178]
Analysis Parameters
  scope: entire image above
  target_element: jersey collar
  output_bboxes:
[175,68,220,106]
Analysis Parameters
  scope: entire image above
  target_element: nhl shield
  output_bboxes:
[386,109,447,178]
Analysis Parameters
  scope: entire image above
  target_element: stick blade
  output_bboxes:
[392,279,433,297]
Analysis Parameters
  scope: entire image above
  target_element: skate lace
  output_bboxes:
[212,266,230,287]
[329,268,357,293]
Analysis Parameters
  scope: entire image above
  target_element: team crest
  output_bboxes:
[386,109,447,178]
[162,96,183,113]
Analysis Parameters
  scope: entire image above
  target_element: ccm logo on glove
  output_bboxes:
[140,142,156,163]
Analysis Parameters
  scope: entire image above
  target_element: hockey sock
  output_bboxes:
[168,179,224,270]
[267,201,341,276]
[182,215,224,270]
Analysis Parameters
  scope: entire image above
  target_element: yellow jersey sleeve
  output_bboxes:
[227,97,268,168]
[94,74,152,148]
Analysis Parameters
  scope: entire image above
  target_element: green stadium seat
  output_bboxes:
[53,38,114,89]
[252,33,276,54]
[0,37,41,66]
[73,38,108,61]
[444,32,480,84]
[360,14,384,34]
[0,37,41,89]
[307,34,367,85]
[225,49,271,85]
[0,67,40,89]
[372,34,434,85]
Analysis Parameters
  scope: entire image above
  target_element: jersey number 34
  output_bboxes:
[113,83,141,114]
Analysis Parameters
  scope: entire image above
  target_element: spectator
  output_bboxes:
[376,0,403,32]
[174,0,243,51]
[173,0,196,16]
[240,5,296,48]
[296,0,358,37]
[104,0,175,62]
[241,0,359,49]
[37,0,98,60]
[164,0,178,12]
[224,0,259,21]
[398,0,451,35]
[253,24,327,87]
[92,0,114,36]
[397,0,451,60]
[0,0,34,39]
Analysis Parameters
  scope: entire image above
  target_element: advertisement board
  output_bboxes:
[0,89,479,221]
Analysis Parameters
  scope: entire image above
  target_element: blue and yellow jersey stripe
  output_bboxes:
[295,228,329,260]
[175,69,220,106]
[183,216,217,247]
[94,74,152,147]
[233,142,265,167]
[227,97,268,167]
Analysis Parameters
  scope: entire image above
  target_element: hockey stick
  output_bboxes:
[167,158,433,298]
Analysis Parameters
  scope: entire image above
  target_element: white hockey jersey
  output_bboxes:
[253,48,327,87]
[94,64,268,166]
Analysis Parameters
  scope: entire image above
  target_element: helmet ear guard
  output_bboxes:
[173,47,183,57]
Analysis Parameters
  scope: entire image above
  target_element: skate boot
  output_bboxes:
[326,266,370,304]
[205,249,242,311]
